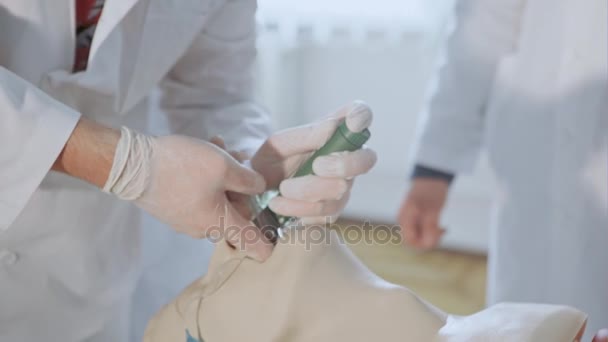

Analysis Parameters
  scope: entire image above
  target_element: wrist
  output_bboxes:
[52,118,120,188]
[411,164,455,185]
[103,126,155,200]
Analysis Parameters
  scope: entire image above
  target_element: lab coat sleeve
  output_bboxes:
[413,0,526,173]
[0,67,80,230]
[159,0,272,155]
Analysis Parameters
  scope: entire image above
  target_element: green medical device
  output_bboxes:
[250,121,371,243]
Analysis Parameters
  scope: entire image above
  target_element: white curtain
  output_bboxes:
[255,0,455,127]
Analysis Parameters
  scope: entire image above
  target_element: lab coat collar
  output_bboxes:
[80,0,211,114]
[89,0,140,62]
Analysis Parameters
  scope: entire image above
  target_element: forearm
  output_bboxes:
[51,117,120,188]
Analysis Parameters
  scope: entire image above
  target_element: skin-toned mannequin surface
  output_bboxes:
[144,229,588,342]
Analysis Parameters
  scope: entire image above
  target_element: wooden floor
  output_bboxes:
[334,220,488,315]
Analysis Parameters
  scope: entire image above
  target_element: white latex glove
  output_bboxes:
[251,101,377,225]
[103,127,272,261]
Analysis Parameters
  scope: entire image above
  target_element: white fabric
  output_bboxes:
[438,303,587,341]
[0,67,81,230]
[0,0,271,340]
[412,0,607,338]
[144,230,587,342]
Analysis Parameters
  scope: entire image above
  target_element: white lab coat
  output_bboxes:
[0,0,271,341]
[414,0,607,338]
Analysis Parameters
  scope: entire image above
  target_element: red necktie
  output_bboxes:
[73,0,105,72]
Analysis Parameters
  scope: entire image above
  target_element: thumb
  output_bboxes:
[421,211,444,249]
[399,200,423,247]
[264,117,342,158]
[224,158,266,195]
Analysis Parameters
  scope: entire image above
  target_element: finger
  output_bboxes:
[221,200,273,262]
[344,101,373,132]
[420,211,444,249]
[261,102,373,158]
[224,159,266,195]
[328,101,373,131]
[279,175,350,201]
[268,192,349,218]
[263,118,343,158]
[398,201,424,248]
[312,148,377,178]
[209,136,226,149]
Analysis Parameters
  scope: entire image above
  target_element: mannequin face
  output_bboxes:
[144,229,587,342]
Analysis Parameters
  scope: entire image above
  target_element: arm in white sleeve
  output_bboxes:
[413,0,526,173]
[0,67,80,230]
[159,0,272,155]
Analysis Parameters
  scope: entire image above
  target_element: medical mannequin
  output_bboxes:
[144,229,588,342]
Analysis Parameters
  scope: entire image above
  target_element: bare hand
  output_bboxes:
[397,178,449,249]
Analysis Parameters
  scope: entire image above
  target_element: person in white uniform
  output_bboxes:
[0,1,376,341]
[397,0,607,339]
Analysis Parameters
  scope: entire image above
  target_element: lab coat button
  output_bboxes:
[0,250,18,265]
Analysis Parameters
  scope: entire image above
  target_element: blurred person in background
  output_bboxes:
[397,0,607,338]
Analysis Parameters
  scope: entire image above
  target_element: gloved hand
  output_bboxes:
[103,127,272,261]
[251,101,377,225]
[397,178,449,249]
